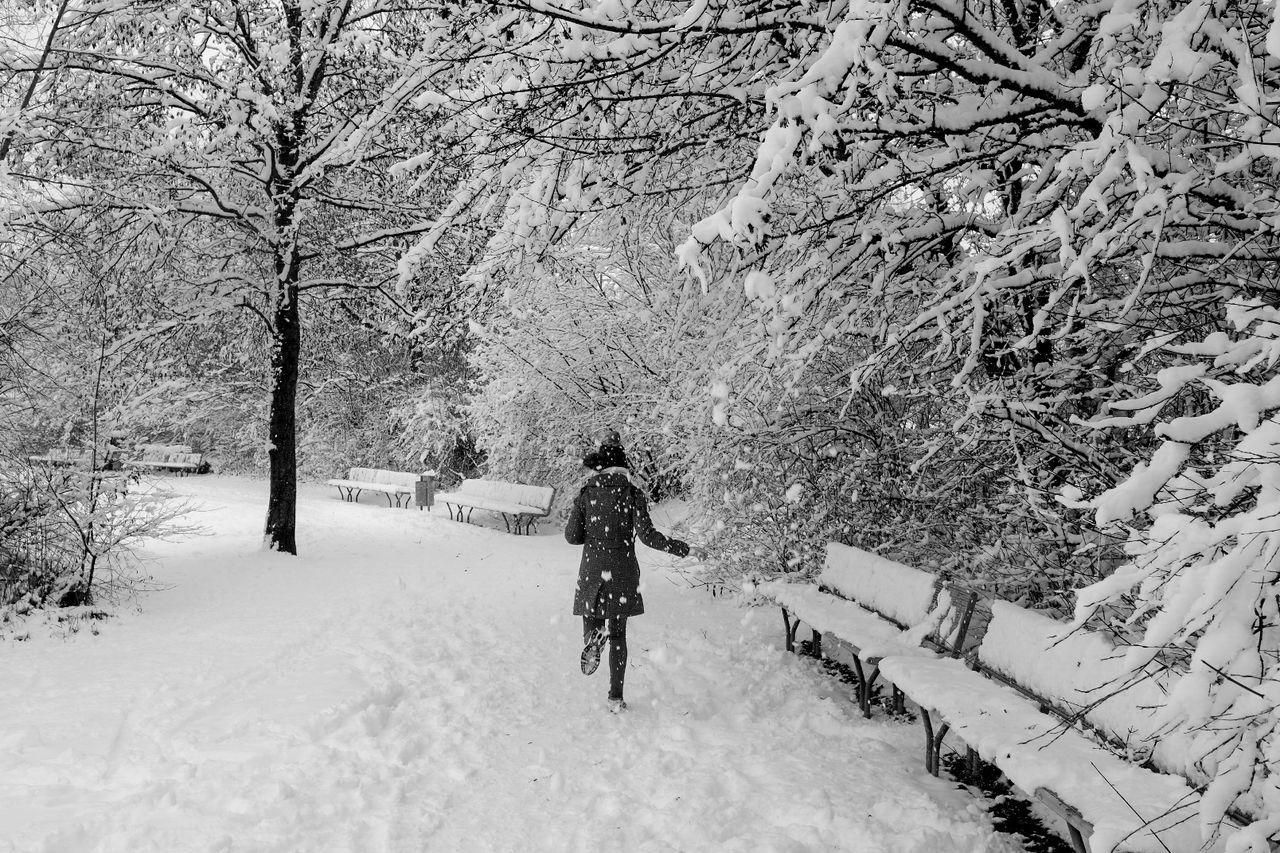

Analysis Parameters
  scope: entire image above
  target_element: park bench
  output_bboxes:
[756,542,978,718]
[878,600,1228,853]
[326,467,422,508]
[27,448,95,468]
[124,445,207,475]
[432,478,556,535]
[756,545,1266,852]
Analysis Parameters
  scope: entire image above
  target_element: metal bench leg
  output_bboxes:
[920,709,949,776]
[851,657,867,715]
[922,709,936,775]
[850,658,879,718]
[501,514,512,533]
[782,608,800,653]
[932,721,949,774]
[383,492,395,507]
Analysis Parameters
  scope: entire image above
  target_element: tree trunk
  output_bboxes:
[264,263,301,554]
[263,0,319,555]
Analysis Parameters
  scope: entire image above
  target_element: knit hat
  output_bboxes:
[586,443,629,471]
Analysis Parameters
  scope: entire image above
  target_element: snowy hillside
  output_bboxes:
[0,476,1019,853]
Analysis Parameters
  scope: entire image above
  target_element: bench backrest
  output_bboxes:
[820,542,939,629]
[169,452,203,466]
[136,444,194,461]
[347,467,419,488]
[976,600,1198,780]
[459,478,555,511]
[46,448,92,463]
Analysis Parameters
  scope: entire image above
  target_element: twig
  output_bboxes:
[1091,761,1180,853]
[1204,662,1270,701]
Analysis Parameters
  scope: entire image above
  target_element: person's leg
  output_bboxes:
[607,616,628,701]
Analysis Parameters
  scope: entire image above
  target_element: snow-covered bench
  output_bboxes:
[432,478,556,535]
[28,447,94,467]
[756,542,978,718]
[124,445,207,475]
[327,467,420,508]
[879,601,1218,853]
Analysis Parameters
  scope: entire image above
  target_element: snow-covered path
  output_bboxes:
[1,476,1020,853]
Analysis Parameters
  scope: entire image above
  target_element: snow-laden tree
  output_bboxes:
[1069,305,1280,846]
[660,0,1280,842]
[417,0,1125,602]
[466,201,718,496]
[3,0,500,553]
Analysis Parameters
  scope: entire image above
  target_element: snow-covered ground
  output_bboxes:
[1,476,1022,853]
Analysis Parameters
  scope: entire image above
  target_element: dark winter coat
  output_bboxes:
[566,469,690,619]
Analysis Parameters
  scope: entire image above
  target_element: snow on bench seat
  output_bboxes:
[757,542,972,717]
[326,467,420,508]
[879,652,1208,853]
[28,448,94,467]
[879,600,1216,853]
[977,601,1199,783]
[124,445,207,475]
[433,478,555,535]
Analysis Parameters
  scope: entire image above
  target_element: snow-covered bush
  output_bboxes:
[0,459,188,612]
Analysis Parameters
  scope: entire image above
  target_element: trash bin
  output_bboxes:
[416,471,436,510]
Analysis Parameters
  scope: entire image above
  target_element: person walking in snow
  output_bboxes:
[566,440,697,712]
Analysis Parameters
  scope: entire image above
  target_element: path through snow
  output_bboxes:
[1,476,1022,853]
